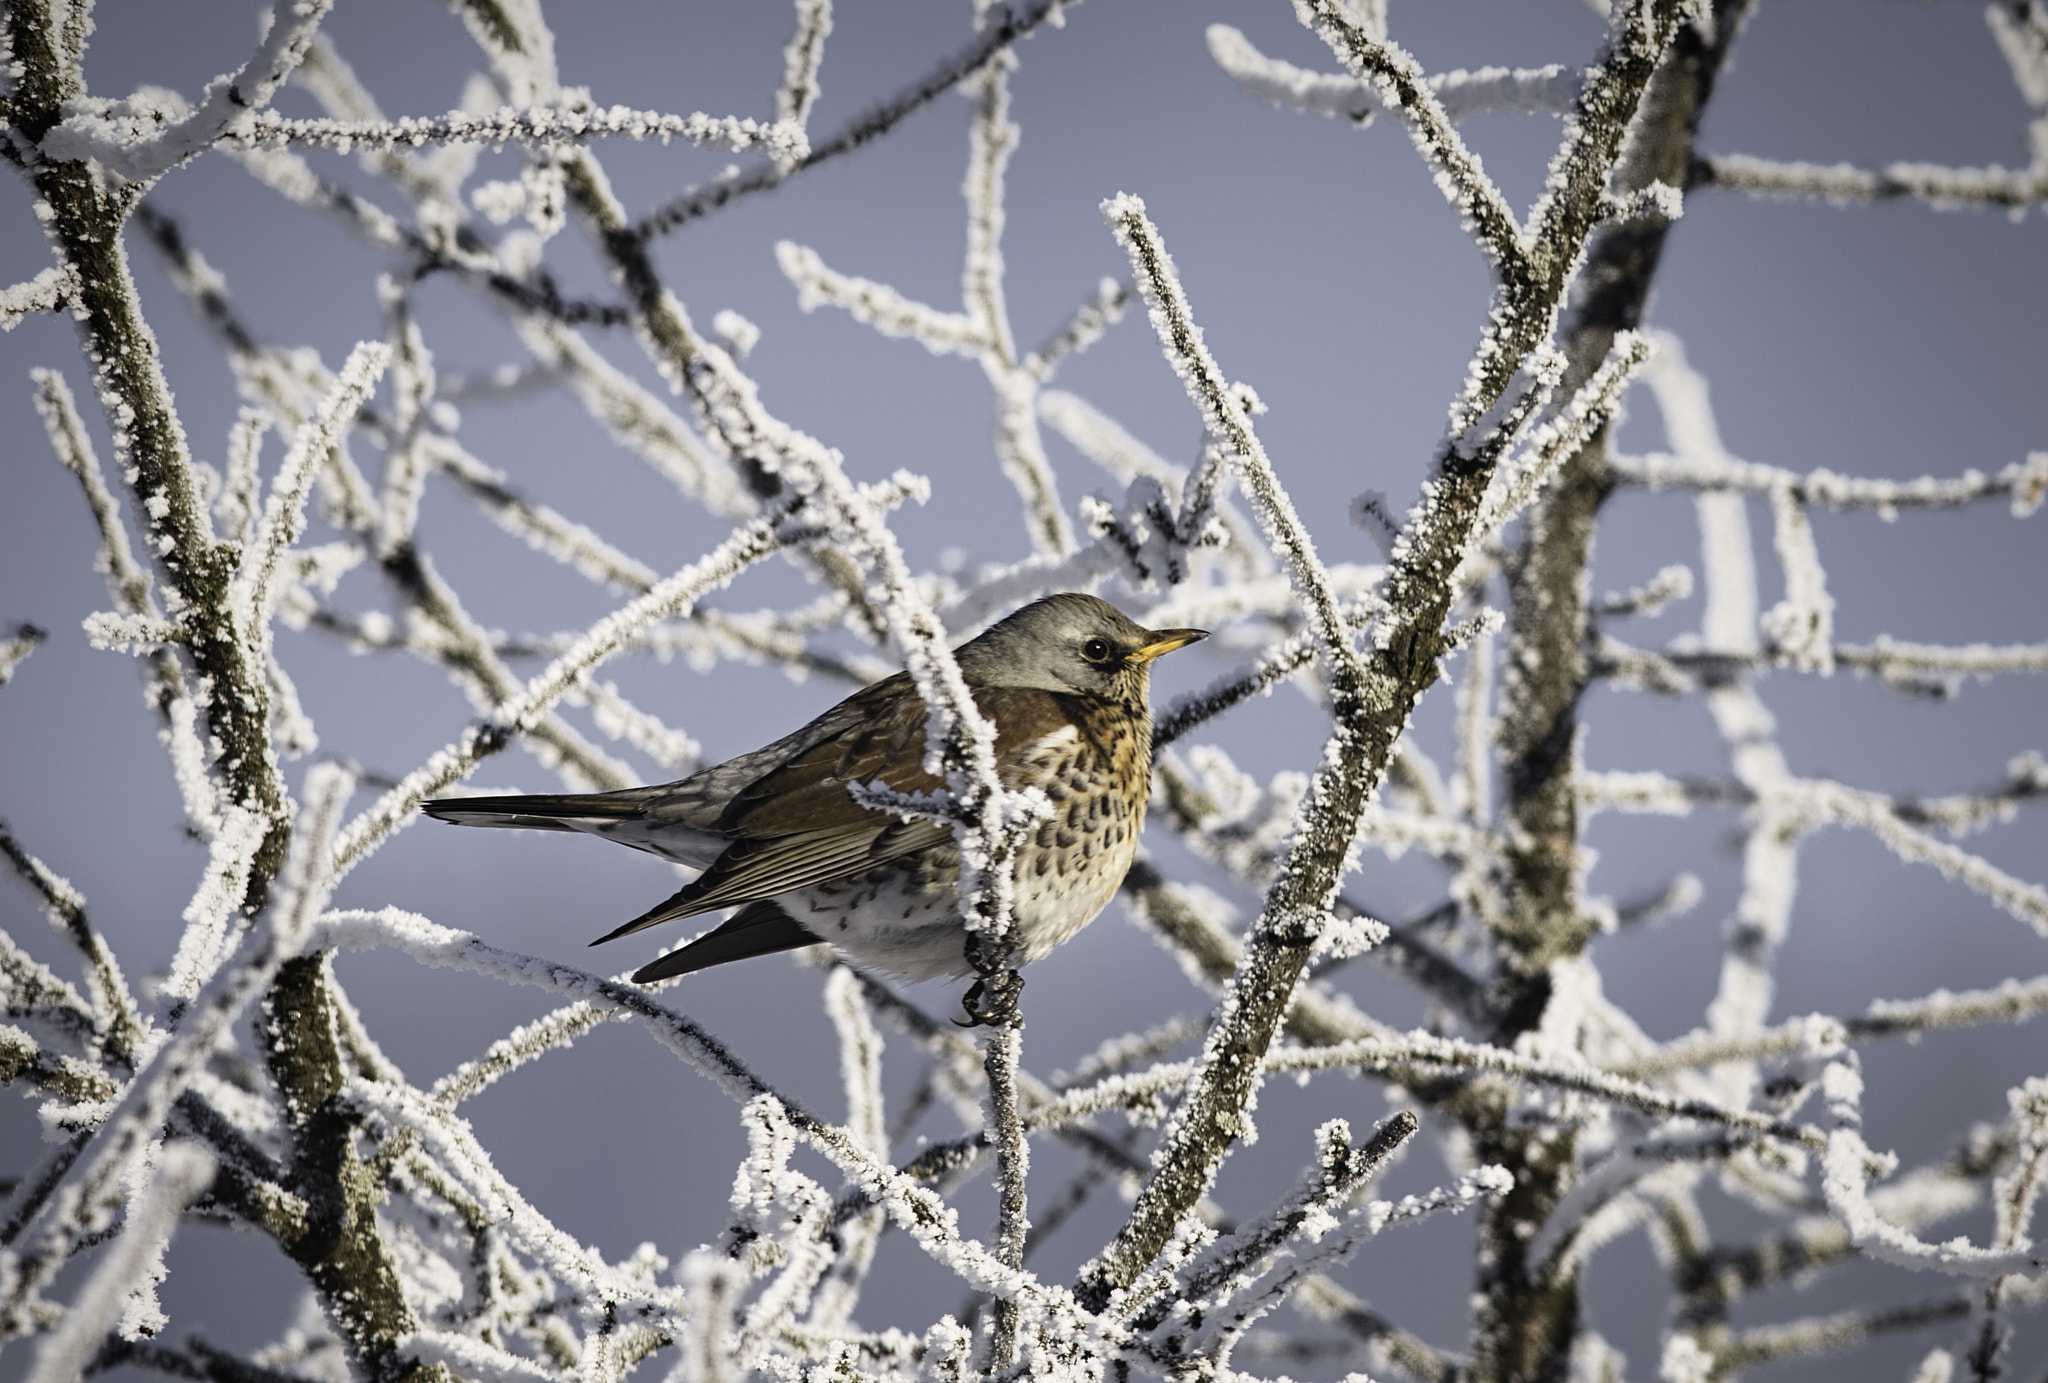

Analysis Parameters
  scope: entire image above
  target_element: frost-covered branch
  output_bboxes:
[1164,1112,1417,1318]
[0,821,144,1070]
[20,1141,216,1383]
[1192,1164,1514,1362]
[1208,23,1578,126]
[1968,1077,2048,1376]
[428,1002,611,1108]
[1292,1,1525,272]
[36,0,331,182]
[776,0,834,138]
[1150,615,1347,752]
[3,765,353,1337]
[1596,633,2048,698]
[1693,3,2048,219]
[634,0,1079,239]
[1612,448,2048,518]
[1609,974,2048,1079]
[1022,278,1130,383]
[1693,153,2048,211]
[0,265,75,328]
[981,1024,1030,1368]
[15,3,297,904]
[1284,1273,1461,1383]
[1703,1295,1976,1375]
[778,51,1085,560]
[1031,1030,1824,1148]
[312,908,1119,1352]
[778,242,988,357]
[1459,329,1653,565]
[329,500,796,876]
[236,341,389,651]
[221,105,809,161]
[1084,5,1691,1310]
[0,623,45,686]
[1105,195,1360,686]
[32,371,157,638]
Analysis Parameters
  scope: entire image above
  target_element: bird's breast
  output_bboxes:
[1004,708,1149,962]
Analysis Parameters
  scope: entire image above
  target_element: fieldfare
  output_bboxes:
[424,594,1205,1014]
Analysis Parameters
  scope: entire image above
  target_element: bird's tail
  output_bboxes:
[421,787,665,833]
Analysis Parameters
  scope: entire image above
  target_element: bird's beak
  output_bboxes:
[1130,628,1208,663]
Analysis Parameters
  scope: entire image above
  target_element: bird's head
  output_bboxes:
[956,593,1206,708]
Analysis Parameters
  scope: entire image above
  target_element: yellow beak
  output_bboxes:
[1130,628,1208,663]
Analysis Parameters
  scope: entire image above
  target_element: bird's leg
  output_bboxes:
[955,968,1024,1028]
[956,927,1024,1028]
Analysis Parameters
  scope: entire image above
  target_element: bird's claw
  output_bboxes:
[954,970,1024,1028]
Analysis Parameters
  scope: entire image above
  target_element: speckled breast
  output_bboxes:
[1009,698,1153,963]
[783,698,1153,983]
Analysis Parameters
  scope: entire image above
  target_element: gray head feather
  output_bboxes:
[956,593,1204,701]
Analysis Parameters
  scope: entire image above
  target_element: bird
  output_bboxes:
[422,593,1204,1018]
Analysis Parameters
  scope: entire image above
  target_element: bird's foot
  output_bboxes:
[955,969,1024,1028]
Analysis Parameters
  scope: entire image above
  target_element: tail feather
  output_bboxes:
[628,900,819,983]
[423,791,655,827]
[591,884,701,944]
[424,789,727,867]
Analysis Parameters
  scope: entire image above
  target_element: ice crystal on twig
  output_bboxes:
[0,266,76,329]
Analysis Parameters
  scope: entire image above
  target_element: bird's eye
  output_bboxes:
[1081,637,1111,663]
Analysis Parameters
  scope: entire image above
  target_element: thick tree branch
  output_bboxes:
[1076,0,1695,1310]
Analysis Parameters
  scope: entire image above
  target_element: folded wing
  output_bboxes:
[631,900,820,983]
[593,682,1075,945]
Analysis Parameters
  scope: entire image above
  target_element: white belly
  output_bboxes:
[782,819,1137,984]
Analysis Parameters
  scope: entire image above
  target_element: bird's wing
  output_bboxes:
[593,684,1076,943]
[630,679,915,828]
